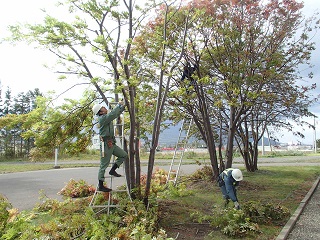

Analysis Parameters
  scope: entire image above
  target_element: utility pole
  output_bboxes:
[314,116,317,154]
[262,132,265,156]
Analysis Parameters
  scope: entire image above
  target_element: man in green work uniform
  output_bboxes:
[92,101,128,192]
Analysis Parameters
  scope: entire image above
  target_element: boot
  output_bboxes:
[109,163,122,177]
[98,180,112,192]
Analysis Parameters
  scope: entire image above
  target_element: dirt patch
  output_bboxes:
[164,222,214,239]
[290,182,312,202]
[240,180,266,191]
[187,179,215,191]
[158,200,215,239]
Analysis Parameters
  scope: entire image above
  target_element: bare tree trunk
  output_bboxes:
[143,4,189,206]
[135,122,142,198]
[218,117,225,172]
[196,85,219,177]
[225,107,236,168]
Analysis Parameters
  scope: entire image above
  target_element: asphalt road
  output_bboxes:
[0,164,204,211]
[1,167,99,210]
[1,156,320,211]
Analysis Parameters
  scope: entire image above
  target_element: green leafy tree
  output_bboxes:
[0,88,42,158]
[13,89,43,157]
[7,0,143,189]
[134,0,318,174]
[235,81,316,171]
[5,0,189,204]
[192,0,317,169]
[0,88,14,158]
[0,92,94,160]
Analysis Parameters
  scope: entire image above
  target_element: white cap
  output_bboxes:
[92,104,102,115]
[231,169,243,181]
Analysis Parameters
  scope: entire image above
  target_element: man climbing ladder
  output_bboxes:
[92,100,128,192]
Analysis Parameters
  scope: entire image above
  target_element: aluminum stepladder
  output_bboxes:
[89,102,131,214]
[166,116,193,186]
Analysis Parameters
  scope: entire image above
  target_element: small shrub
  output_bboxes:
[1,215,32,240]
[189,165,214,181]
[35,197,62,213]
[0,195,12,235]
[191,208,261,238]
[89,191,110,206]
[263,203,290,223]
[213,209,261,237]
[140,168,169,195]
[242,201,290,224]
[222,218,260,238]
[160,182,194,198]
[58,179,96,198]
[7,208,19,223]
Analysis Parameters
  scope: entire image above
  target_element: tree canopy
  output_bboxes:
[134,0,319,172]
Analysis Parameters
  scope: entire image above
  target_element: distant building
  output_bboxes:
[91,135,100,150]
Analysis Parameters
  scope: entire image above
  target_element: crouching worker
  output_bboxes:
[92,101,128,192]
[218,168,243,210]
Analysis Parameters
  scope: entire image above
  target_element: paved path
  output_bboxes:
[277,177,320,240]
[0,164,203,211]
[0,167,100,210]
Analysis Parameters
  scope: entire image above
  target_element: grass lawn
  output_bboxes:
[158,165,320,239]
[0,163,99,174]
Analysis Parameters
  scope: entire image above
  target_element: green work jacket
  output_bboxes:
[98,104,125,138]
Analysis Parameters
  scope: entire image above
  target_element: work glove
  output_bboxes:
[234,201,240,210]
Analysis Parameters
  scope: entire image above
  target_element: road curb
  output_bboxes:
[275,176,320,240]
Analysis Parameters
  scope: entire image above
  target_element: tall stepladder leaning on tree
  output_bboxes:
[92,101,127,192]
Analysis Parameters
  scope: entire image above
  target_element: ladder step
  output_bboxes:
[104,175,125,179]
[112,189,127,192]
[91,204,120,207]
[105,204,120,208]
[96,190,112,193]
[90,205,108,208]
[95,188,126,193]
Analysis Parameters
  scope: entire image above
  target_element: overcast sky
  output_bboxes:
[0,0,319,145]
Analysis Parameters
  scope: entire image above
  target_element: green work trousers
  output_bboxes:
[98,142,127,181]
